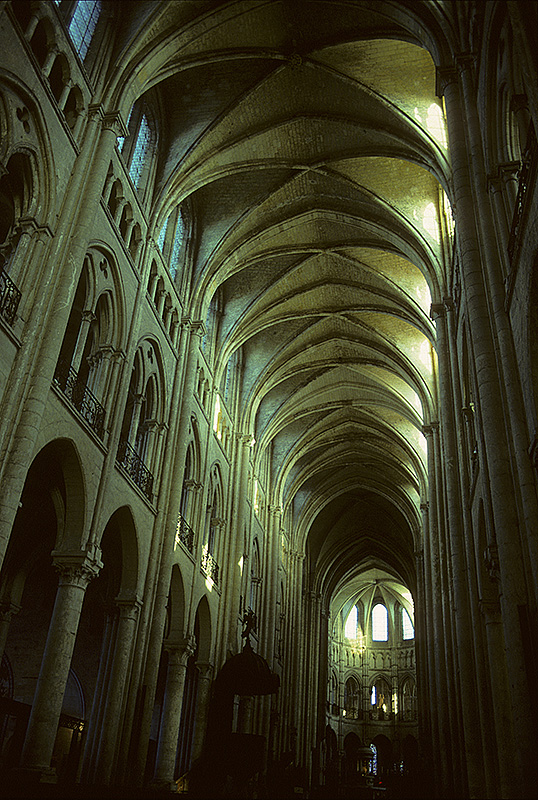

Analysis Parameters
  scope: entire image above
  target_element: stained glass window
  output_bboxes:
[370,743,377,775]
[129,115,151,189]
[157,218,168,252]
[169,210,185,280]
[68,0,101,60]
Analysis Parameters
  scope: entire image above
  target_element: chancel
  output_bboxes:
[0,1,536,799]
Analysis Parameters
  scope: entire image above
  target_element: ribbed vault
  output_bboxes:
[111,0,452,614]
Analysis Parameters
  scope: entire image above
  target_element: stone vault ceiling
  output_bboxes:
[114,0,453,601]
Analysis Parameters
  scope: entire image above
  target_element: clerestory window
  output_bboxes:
[129,115,151,189]
[57,0,102,60]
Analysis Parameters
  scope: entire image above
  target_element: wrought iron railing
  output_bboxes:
[0,269,21,327]
[508,124,537,264]
[117,437,154,502]
[54,360,105,439]
[201,549,219,584]
[175,514,195,554]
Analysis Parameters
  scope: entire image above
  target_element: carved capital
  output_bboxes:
[115,591,142,616]
[0,601,21,623]
[435,65,458,97]
[430,302,446,321]
[52,546,103,589]
[479,597,500,618]
[165,634,196,664]
[190,320,206,339]
[196,661,214,680]
[422,422,439,438]
[455,52,477,74]
[102,110,128,137]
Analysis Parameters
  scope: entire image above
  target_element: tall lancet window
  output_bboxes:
[372,603,389,641]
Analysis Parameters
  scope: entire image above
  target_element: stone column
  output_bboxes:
[58,80,72,112]
[286,550,306,764]
[128,321,205,785]
[432,302,484,796]
[152,636,195,788]
[413,546,430,745]
[93,594,142,785]
[479,593,514,798]
[0,601,21,660]
[70,310,95,374]
[79,605,117,783]
[219,431,252,665]
[191,661,213,761]
[487,172,511,277]
[19,547,102,777]
[156,289,167,316]
[257,505,282,738]
[41,47,59,78]
[440,63,536,797]
[127,393,145,448]
[422,422,452,796]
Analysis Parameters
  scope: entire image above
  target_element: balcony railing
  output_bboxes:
[201,549,219,584]
[117,438,154,502]
[54,361,105,440]
[175,514,195,554]
[0,269,22,327]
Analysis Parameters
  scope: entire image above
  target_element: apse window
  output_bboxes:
[344,604,358,639]
[402,607,414,640]
[372,603,388,641]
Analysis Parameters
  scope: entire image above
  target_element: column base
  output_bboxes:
[8,765,58,793]
[148,777,177,793]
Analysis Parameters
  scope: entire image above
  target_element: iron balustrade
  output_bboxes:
[175,514,195,554]
[0,269,21,327]
[201,549,219,584]
[54,361,106,439]
[117,438,154,502]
